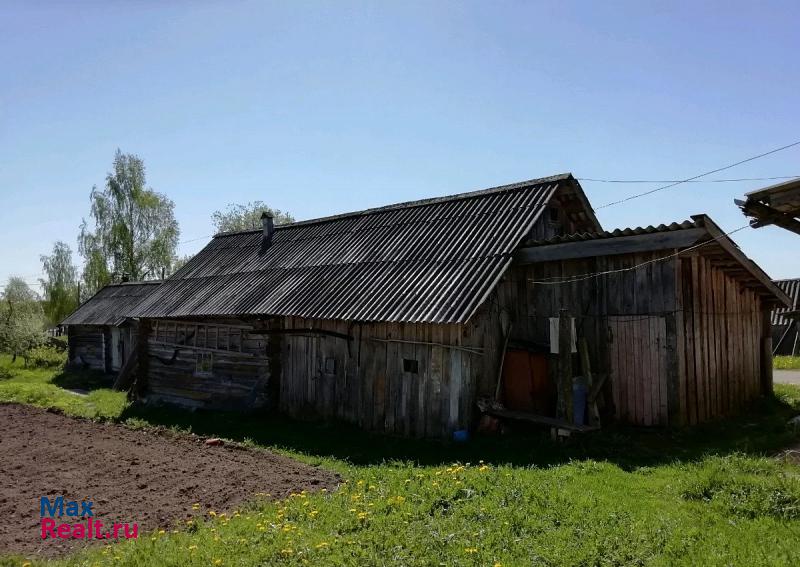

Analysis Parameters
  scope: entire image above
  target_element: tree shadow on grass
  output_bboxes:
[118,393,800,470]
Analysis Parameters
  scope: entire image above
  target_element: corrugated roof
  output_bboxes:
[62,281,162,326]
[524,219,699,246]
[773,278,800,325]
[132,175,580,324]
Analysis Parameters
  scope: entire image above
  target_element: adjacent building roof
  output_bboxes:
[131,174,599,324]
[62,281,162,326]
[515,214,791,307]
[772,278,800,325]
[736,178,800,236]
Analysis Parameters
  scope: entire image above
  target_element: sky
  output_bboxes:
[1,0,798,293]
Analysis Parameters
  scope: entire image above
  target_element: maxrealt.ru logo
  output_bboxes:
[40,496,138,540]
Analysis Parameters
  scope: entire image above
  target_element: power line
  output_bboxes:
[579,175,800,184]
[594,140,800,210]
[526,224,749,285]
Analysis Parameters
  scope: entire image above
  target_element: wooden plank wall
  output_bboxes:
[279,317,480,437]
[144,318,271,410]
[676,254,766,424]
[67,325,106,371]
[607,316,668,425]
[470,252,680,424]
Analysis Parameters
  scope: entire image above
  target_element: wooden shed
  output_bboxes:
[125,175,790,436]
[508,215,791,425]
[772,278,800,356]
[61,281,161,373]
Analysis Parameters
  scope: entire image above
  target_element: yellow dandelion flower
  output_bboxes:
[158,529,166,535]
[281,548,294,555]
[213,560,223,566]
[208,510,217,517]
[188,545,198,551]
[464,547,479,554]
[192,503,201,510]
[315,542,329,549]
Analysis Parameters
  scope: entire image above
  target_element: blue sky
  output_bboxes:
[1,1,798,291]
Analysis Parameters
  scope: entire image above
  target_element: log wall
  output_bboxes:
[143,318,272,411]
[67,325,106,371]
[279,317,481,437]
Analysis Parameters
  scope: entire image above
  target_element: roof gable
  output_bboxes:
[133,175,594,323]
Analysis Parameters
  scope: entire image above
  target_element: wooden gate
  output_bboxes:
[608,316,669,426]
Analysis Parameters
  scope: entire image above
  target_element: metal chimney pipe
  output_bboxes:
[261,211,275,246]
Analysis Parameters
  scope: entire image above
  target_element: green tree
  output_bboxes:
[39,241,80,325]
[78,150,180,295]
[212,201,294,233]
[0,277,46,362]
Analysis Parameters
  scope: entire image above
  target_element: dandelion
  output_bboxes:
[213,560,223,566]
[281,548,294,555]
[493,563,502,567]
[22,563,32,567]
[192,503,201,510]
[158,529,166,535]
[357,512,368,520]
[208,510,217,517]
[315,542,329,549]
[464,547,479,554]
[479,465,490,472]
[188,545,198,551]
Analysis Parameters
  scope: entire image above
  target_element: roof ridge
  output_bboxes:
[213,173,572,238]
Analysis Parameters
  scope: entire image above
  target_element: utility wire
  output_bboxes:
[527,224,749,285]
[594,140,800,210]
[579,175,800,184]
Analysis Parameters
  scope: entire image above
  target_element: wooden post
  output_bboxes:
[558,309,574,423]
[760,309,773,396]
[578,337,599,425]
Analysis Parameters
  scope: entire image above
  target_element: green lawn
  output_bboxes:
[2,355,800,566]
[775,355,800,370]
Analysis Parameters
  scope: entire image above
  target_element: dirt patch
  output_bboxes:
[0,403,339,558]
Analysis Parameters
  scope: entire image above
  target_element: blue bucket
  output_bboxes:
[452,429,470,443]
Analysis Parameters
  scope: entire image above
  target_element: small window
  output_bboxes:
[403,358,419,374]
[324,356,336,374]
[548,207,559,223]
[194,351,213,377]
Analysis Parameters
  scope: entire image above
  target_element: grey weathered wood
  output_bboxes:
[514,228,706,264]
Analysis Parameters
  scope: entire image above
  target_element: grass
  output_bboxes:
[775,355,800,370]
[1,356,800,566]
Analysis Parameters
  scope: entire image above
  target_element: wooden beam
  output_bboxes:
[515,228,706,264]
[694,215,793,307]
[736,199,800,236]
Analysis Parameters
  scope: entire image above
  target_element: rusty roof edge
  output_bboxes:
[212,174,572,239]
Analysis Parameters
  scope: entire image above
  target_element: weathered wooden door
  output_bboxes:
[110,327,122,371]
[607,316,669,426]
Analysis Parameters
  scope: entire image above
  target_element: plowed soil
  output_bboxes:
[0,403,338,558]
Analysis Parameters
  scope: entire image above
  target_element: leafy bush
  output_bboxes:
[24,345,67,368]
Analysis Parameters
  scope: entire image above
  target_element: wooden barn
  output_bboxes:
[508,215,790,426]
[62,281,161,373]
[772,278,800,356]
[125,174,790,436]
